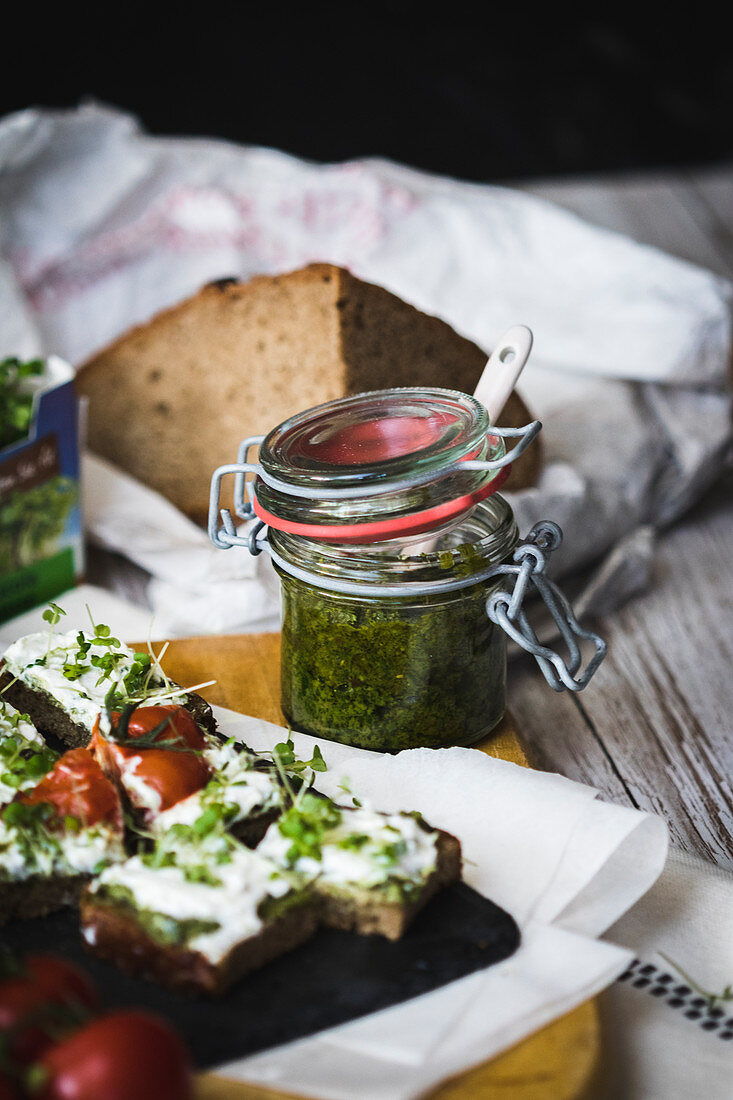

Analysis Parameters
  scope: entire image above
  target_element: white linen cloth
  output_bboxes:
[0,103,732,636]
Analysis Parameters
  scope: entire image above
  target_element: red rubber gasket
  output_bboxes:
[252,464,512,542]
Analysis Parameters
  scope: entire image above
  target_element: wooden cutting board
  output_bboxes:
[136,633,599,1100]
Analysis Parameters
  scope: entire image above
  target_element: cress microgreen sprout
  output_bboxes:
[275,791,343,864]
[659,953,733,1011]
[140,811,241,886]
[261,734,327,808]
[29,604,215,713]
[0,736,58,792]
[272,737,327,776]
[42,603,66,628]
[42,602,66,658]
[0,800,64,874]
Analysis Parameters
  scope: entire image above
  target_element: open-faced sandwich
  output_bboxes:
[79,788,462,992]
[258,792,462,940]
[80,816,317,995]
[0,606,216,749]
[0,747,126,923]
[1,604,463,998]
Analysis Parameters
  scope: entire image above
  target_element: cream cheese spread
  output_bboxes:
[0,818,125,881]
[118,755,165,817]
[91,847,293,963]
[259,804,439,891]
[0,701,44,749]
[0,699,55,805]
[3,631,187,731]
[0,701,50,804]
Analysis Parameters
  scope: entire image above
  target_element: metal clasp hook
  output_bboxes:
[486,522,607,692]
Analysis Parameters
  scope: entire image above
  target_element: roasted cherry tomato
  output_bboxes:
[34,1010,193,1100]
[122,747,211,813]
[91,707,210,816]
[0,954,98,1067]
[18,750,123,832]
[122,707,206,751]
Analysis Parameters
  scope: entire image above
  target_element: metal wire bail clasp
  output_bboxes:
[208,436,265,550]
[486,522,607,691]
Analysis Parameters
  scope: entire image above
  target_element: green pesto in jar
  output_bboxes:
[273,496,519,752]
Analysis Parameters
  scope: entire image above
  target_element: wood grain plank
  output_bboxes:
[508,657,635,809]
[137,633,284,726]
[90,167,733,874]
[523,476,733,866]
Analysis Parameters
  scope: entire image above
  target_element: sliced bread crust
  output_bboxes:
[0,872,88,925]
[79,891,320,996]
[317,829,462,940]
[230,808,281,849]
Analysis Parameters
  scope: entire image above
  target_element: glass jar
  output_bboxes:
[208,385,606,753]
[271,496,518,751]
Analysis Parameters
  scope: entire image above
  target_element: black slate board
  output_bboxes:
[1,883,519,1068]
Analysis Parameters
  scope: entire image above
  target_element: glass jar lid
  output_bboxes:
[252,387,509,541]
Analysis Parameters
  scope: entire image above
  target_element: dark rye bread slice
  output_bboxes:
[79,890,320,996]
[230,808,281,849]
[317,829,462,941]
[76,264,541,522]
[0,872,88,926]
[0,666,217,749]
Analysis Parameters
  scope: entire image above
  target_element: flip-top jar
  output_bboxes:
[272,496,518,749]
[209,387,606,752]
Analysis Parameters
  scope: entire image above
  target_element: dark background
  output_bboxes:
[2,12,731,182]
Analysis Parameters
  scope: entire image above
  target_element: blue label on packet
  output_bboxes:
[0,369,83,623]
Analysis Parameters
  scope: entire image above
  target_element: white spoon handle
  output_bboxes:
[473,325,533,422]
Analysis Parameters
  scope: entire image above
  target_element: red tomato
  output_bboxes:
[0,955,98,1067]
[122,707,206,751]
[121,748,210,813]
[18,750,123,832]
[35,1010,193,1100]
[91,707,210,817]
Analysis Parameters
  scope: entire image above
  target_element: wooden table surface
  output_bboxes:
[89,163,733,873]
[509,167,733,870]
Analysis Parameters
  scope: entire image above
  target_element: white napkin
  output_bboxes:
[204,707,668,1098]
[82,452,281,634]
[1,103,732,636]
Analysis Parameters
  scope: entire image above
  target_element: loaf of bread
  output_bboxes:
[77,264,541,522]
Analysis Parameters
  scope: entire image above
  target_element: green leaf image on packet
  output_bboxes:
[0,356,83,624]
